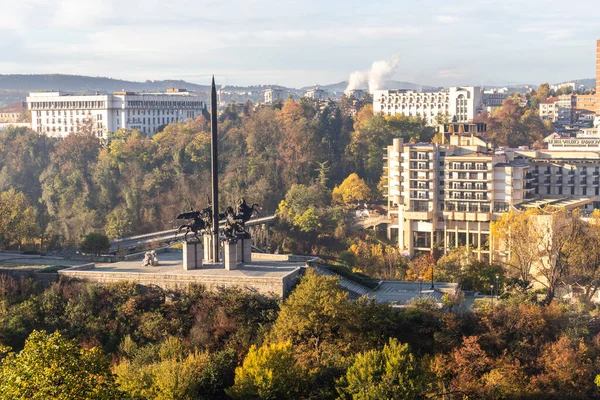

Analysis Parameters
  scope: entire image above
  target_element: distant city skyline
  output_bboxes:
[1,0,599,88]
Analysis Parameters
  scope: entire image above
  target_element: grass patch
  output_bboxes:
[321,263,379,290]
[37,265,69,273]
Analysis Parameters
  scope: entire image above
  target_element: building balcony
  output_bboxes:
[593,171,599,176]
[410,183,430,189]
[567,180,575,185]
[404,211,433,220]
[593,181,600,186]
[410,175,430,180]
[447,185,489,191]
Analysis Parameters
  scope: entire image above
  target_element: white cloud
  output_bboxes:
[435,15,458,23]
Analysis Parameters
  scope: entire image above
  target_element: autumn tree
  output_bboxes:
[0,330,124,400]
[227,341,303,399]
[332,173,371,206]
[562,209,600,303]
[530,336,598,398]
[492,209,540,284]
[534,209,583,303]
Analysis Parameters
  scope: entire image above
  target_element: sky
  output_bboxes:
[1,0,599,88]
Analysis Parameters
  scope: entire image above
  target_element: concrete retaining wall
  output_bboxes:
[251,253,318,263]
[58,268,302,299]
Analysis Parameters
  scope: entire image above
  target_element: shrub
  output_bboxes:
[80,233,110,255]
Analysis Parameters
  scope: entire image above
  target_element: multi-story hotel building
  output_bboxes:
[596,39,600,115]
[383,122,600,261]
[373,87,482,125]
[26,89,206,138]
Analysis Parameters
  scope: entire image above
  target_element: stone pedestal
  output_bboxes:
[183,241,203,270]
[241,238,252,263]
[223,240,238,270]
[203,235,213,262]
[235,238,252,265]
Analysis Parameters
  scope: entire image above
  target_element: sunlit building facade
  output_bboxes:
[27,89,206,138]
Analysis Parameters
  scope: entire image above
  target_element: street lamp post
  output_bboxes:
[429,262,435,290]
[419,276,423,298]
[495,275,500,300]
[491,284,495,308]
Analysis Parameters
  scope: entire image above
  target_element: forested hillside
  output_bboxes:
[0,98,434,250]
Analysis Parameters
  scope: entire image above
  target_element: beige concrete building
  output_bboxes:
[597,39,600,115]
[0,102,26,123]
[264,88,283,104]
[383,123,600,261]
[383,122,530,261]
[539,96,559,122]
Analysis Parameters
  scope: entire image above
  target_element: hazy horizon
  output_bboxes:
[2,0,599,88]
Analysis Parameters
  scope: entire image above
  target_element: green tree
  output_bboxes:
[270,269,352,368]
[80,232,110,254]
[114,337,236,400]
[227,341,303,399]
[104,206,135,239]
[337,338,426,400]
[0,330,124,400]
[293,206,322,233]
[0,188,39,249]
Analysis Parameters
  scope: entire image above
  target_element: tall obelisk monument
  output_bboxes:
[210,77,220,262]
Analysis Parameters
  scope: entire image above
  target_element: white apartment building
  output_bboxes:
[264,88,284,104]
[384,123,600,261]
[304,88,327,100]
[27,89,206,138]
[373,87,483,126]
[539,97,559,122]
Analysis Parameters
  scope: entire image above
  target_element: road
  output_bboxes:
[110,215,277,251]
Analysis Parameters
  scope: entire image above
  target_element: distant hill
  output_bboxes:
[566,78,595,89]
[0,74,210,93]
[302,80,437,93]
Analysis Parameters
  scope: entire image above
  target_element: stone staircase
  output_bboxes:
[314,266,372,297]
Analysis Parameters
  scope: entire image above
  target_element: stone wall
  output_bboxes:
[58,268,302,299]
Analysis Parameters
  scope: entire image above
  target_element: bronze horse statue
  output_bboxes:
[176,206,212,242]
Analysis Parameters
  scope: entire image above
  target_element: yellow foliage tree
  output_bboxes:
[227,342,303,399]
[332,173,371,206]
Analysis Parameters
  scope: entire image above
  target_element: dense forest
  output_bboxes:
[1,270,600,399]
[0,97,435,250]
[0,93,551,253]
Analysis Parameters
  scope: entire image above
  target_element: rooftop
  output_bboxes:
[87,252,302,278]
[517,196,594,210]
[0,102,25,113]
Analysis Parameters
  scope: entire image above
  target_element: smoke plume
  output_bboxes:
[345,57,398,93]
